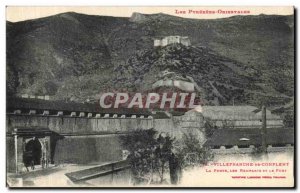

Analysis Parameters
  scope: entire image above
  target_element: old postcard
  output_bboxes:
[6,6,295,188]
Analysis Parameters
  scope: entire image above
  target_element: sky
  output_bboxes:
[6,6,294,22]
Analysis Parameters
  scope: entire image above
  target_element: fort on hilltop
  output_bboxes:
[154,36,191,47]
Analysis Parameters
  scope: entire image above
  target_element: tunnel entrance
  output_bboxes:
[10,127,61,173]
[23,137,42,167]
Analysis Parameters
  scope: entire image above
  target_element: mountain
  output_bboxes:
[6,12,294,108]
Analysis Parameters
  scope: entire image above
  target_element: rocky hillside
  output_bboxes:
[6,12,294,108]
[114,43,259,105]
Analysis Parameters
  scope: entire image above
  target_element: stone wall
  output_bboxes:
[6,114,153,171]
[6,115,153,134]
[54,135,124,164]
[211,144,294,154]
[7,109,205,138]
[209,119,283,129]
[154,111,206,145]
[174,111,206,145]
[6,137,15,172]
[6,111,207,170]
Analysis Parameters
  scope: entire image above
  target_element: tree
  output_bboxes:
[121,128,214,185]
[283,110,294,128]
[155,134,174,183]
[204,118,217,138]
[120,128,175,185]
[176,132,214,169]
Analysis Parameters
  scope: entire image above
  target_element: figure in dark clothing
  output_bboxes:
[23,151,34,171]
[169,152,181,185]
[23,137,42,171]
